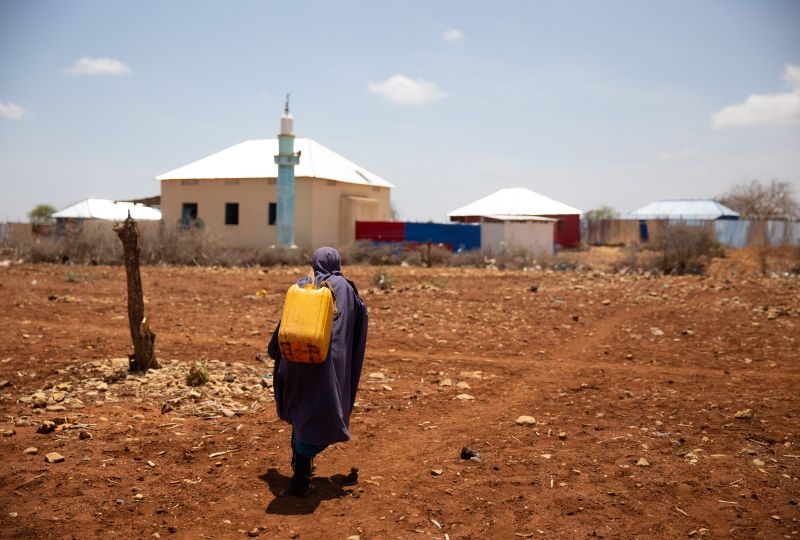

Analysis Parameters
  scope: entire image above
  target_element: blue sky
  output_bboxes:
[1,0,799,223]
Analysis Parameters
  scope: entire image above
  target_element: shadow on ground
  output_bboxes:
[260,468,350,515]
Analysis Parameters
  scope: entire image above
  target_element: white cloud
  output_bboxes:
[443,29,464,43]
[784,64,800,89]
[0,102,27,119]
[367,74,446,105]
[711,63,800,129]
[65,56,131,76]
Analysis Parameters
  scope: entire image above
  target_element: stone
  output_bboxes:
[558,431,567,440]
[133,493,144,501]
[45,405,67,412]
[51,391,66,402]
[455,381,471,390]
[32,392,48,408]
[79,430,92,440]
[430,469,443,476]
[23,447,38,455]
[221,408,236,418]
[45,452,65,463]
[649,327,664,336]
[367,372,385,380]
[734,409,754,419]
[247,528,260,537]
[636,458,650,467]
[438,378,453,387]
[460,446,480,461]
[37,421,56,434]
[15,418,31,427]
[752,458,765,467]
[2,430,14,437]
[96,382,109,392]
[515,415,536,426]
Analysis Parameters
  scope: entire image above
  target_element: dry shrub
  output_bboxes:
[652,224,724,275]
[339,241,409,265]
[406,243,453,267]
[1,221,123,264]
[139,223,310,267]
[610,245,663,274]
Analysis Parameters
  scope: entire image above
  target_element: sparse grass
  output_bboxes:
[186,362,210,386]
[370,268,396,290]
[65,269,96,283]
[429,276,447,289]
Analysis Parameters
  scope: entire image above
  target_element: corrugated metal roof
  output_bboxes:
[626,200,739,220]
[447,187,582,218]
[52,199,162,221]
[156,138,393,188]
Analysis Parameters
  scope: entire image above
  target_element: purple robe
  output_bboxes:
[268,247,368,447]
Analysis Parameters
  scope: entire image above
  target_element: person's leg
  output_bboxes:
[289,431,326,496]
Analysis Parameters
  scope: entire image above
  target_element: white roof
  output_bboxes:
[156,138,393,188]
[447,187,582,218]
[52,199,162,221]
[626,200,739,220]
[481,214,557,222]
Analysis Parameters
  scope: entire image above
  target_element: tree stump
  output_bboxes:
[114,215,160,371]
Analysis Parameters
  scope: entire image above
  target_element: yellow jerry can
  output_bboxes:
[278,281,334,363]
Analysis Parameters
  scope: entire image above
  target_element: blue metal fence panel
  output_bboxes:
[404,222,481,251]
[714,220,749,248]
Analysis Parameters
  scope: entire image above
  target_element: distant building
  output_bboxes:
[157,136,393,249]
[625,200,739,221]
[52,198,162,221]
[447,187,582,249]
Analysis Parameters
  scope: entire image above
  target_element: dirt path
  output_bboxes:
[0,255,798,538]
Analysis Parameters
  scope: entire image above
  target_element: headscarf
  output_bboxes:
[268,247,368,447]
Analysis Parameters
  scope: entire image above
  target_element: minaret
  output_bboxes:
[274,94,300,247]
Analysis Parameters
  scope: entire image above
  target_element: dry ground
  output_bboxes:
[0,248,798,539]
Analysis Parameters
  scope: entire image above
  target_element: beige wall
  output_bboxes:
[481,221,555,256]
[160,177,391,249]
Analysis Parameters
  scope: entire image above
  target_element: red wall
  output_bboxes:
[355,221,405,242]
[542,214,581,248]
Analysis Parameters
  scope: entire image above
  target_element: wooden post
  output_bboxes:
[114,214,159,371]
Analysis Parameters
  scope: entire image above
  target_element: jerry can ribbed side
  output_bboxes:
[278,283,334,363]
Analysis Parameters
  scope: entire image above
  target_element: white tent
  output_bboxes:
[52,199,162,221]
[447,187,582,218]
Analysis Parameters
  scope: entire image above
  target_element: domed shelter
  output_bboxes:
[447,187,582,248]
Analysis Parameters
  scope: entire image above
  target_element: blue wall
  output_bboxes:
[404,222,481,251]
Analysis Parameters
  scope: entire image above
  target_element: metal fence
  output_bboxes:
[585,219,800,247]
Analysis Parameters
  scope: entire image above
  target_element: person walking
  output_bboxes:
[267,247,368,496]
